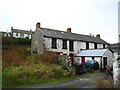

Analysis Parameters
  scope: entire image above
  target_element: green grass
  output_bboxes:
[2,65,76,88]
[20,76,76,88]
[67,84,77,88]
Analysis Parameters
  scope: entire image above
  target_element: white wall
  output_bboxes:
[44,38,88,55]
[24,34,28,38]
[103,49,113,66]
[13,32,16,38]
[105,44,108,48]
[74,41,81,54]
[80,42,86,49]
[13,32,20,38]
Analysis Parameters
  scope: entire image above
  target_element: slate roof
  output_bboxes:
[75,48,112,57]
[11,27,108,44]
[109,43,120,54]
[41,28,108,44]
[11,29,33,34]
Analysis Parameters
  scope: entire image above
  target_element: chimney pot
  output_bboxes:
[67,28,71,33]
[96,34,100,38]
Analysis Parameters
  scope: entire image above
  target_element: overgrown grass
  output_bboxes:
[2,64,74,88]
[2,46,75,88]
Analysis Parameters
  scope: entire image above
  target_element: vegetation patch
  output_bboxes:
[2,46,75,88]
[95,77,113,88]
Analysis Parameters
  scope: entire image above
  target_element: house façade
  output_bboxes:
[31,22,109,64]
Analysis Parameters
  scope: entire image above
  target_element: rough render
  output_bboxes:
[31,23,44,55]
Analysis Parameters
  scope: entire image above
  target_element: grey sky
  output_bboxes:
[0,0,119,43]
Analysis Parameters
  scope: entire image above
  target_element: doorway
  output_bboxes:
[69,53,74,65]
[81,57,85,64]
[103,57,107,69]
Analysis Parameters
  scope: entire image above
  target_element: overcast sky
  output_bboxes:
[0,0,119,44]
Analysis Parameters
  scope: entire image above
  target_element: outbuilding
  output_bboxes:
[75,48,114,70]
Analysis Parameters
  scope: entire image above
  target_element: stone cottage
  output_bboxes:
[31,22,109,64]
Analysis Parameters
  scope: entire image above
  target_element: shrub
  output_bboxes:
[2,37,31,46]
[2,46,30,67]
[39,50,58,64]
[52,66,64,78]
[95,77,114,88]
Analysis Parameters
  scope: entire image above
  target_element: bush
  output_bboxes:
[95,77,113,88]
[3,46,30,67]
[2,37,31,46]
[39,50,58,64]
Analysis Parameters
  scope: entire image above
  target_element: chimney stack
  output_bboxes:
[96,34,100,38]
[36,22,41,28]
[11,26,13,30]
[67,28,71,33]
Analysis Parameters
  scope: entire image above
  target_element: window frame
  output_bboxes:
[51,38,57,49]
[62,39,67,49]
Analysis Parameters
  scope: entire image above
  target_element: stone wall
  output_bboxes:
[31,23,44,55]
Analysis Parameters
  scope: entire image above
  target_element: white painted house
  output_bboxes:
[11,27,33,39]
[31,22,109,64]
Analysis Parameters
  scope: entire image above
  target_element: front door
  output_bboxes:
[103,57,107,69]
[69,54,74,65]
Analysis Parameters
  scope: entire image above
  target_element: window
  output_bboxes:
[69,40,74,51]
[20,33,24,38]
[51,38,57,49]
[16,33,18,36]
[94,43,97,49]
[103,44,105,48]
[86,42,89,49]
[62,40,67,49]
[119,35,120,42]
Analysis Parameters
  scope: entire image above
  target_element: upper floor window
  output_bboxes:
[51,38,57,49]
[103,44,105,48]
[119,35,120,42]
[62,40,67,49]
[94,43,97,49]
[86,42,89,49]
[16,33,18,36]
[69,40,74,51]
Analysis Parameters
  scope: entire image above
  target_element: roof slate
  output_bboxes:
[41,28,108,44]
[12,29,33,34]
[11,27,108,44]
